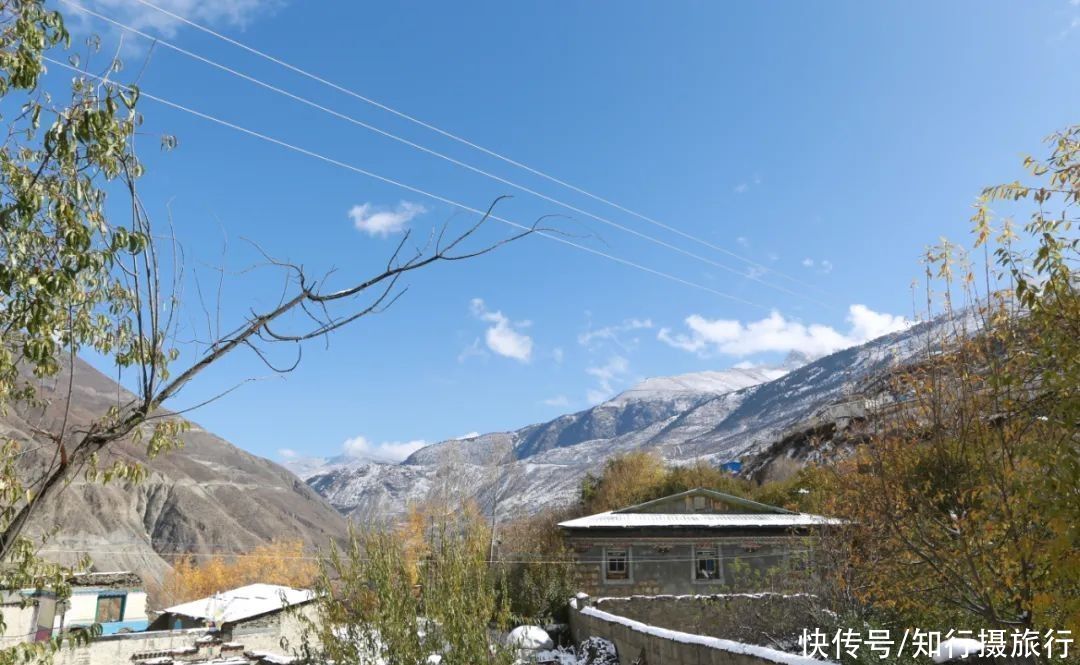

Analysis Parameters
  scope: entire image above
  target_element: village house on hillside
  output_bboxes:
[1,571,148,647]
[559,488,841,596]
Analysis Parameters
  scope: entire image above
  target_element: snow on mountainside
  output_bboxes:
[293,317,950,522]
[604,367,785,405]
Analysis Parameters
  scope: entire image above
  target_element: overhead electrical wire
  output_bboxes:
[36,545,815,565]
[118,0,831,301]
[58,0,832,309]
[44,56,775,310]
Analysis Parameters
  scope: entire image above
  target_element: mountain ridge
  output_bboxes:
[7,357,348,590]
[292,317,944,521]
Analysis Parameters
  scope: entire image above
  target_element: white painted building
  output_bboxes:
[0,571,149,648]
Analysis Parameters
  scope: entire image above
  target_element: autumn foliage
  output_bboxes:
[824,127,1080,638]
[579,450,823,515]
[161,540,317,605]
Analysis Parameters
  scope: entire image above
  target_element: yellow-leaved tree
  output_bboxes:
[160,540,317,606]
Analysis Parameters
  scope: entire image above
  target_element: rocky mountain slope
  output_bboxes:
[295,319,943,522]
[6,357,347,589]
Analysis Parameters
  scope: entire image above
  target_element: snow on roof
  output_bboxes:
[163,584,314,624]
[559,512,842,529]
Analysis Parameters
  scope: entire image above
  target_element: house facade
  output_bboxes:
[0,591,56,647]
[0,571,148,647]
[58,572,149,635]
[559,488,839,596]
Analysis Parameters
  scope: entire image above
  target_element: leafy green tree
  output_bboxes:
[299,507,515,665]
[493,509,577,623]
[0,1,539,661]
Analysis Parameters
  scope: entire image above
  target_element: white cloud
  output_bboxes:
[83,0,283,39]
[542,395,571,408]
[734,175,762,194]
[1054,14,1080,39]
[277,448,297,459]
[846,304,910,342]
[470,299,533,362]
[342,435,428,463]
[585,354,630,403]
[457,338,486,364]
[657,305,912,359]
[802,257,833,274]
[586,354,629,383]
[349,201,427,236]
[578,318,653,348]
[586,389,610,405]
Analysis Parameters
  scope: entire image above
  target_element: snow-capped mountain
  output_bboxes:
[292,317,945,522]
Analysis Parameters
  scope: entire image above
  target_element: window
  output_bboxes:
[693,495,707,512]
[604,548,629,582]
[95,594,125,623]
[694,546,721,581]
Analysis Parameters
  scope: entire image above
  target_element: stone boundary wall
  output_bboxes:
[569,594,832,665]
[48,605,316,665]
[51,627,214,665]
[594,593,819,645]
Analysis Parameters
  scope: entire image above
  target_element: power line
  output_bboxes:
[43,56,772,309]
[58,0,831,309]
[37,546,816,565]
[123,0,831,299]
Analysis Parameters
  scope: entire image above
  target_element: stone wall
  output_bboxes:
[51,627,210,665]
[49,605,316,665]
[594,593,818,645]
[231,604,316,654]
[569,537,810,597]
[569,594,831,665]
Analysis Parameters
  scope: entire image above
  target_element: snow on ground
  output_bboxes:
[931,638,985,663]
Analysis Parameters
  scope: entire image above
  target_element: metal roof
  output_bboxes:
[558,512,842,530]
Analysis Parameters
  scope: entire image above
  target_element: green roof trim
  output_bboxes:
[611,487,796,515]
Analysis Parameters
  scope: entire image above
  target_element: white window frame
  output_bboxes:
[602,546,632,584]
[692,544,722,583]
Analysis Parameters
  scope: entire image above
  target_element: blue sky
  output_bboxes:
[52,0,1080,463]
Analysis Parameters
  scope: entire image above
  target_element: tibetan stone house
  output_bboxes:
[559,488,840,596]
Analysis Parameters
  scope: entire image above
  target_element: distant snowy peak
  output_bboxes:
[296,311,980,522]
[281,453,356,481]
[280,456,333,480]
[606,367,786,406]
